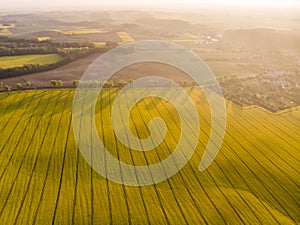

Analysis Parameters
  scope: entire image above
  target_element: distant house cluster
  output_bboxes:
[220,69,300,112]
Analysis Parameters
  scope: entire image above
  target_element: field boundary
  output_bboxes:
[2,87,298,115]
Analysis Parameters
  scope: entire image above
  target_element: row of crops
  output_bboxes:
[0,88,299,224]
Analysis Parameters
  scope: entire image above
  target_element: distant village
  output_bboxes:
[220,69,300,112]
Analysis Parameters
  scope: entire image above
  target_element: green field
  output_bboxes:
[0,23,14,35]
[0,54,62,69]
[0,88,299,224]
[117,32,135,43]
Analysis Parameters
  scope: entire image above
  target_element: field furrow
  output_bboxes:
[0,89,299,225]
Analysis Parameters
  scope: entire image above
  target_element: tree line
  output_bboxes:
[0,36,111,78]
[0,36,95,56]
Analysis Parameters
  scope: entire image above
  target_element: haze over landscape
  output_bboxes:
[0,0,299,224]
[1,0,300,10]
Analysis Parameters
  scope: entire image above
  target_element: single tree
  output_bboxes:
[191,81,197,86]
[119,80,127,87]
[26,81,32,88]
[5,85,11,92]
[104,80,114,88]
[73,80,80,86]
[57,80,63,86]
[104,81,110,88]
[16,83,23,90]
[109,80,114,87]
[51,80,58,86]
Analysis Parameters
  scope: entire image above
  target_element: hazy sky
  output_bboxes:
[1,0,300,10]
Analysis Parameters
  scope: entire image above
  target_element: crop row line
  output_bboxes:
[31,91,71,224]
[155,88,249,224]
[51,93,74,224]
[0,91,55,222]
[13,91,67,224]
[191,88,299,222]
